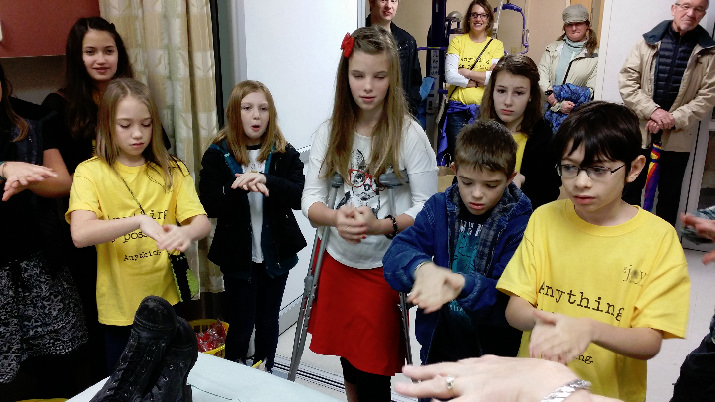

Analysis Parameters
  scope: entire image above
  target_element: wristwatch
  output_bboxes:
[544,89,554,96]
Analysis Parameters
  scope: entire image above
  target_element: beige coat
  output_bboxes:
[538,40,598,112]
[619,22,715,152]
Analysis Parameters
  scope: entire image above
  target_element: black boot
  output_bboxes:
[142,317,199,402]
[91,296,177,402]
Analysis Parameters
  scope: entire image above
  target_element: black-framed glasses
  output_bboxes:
[470,12,489,20]
[674,2,707,15]
[556,164,626,180]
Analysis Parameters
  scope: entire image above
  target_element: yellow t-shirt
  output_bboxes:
[512,132,527,172]
[497,200,690,402]
[447,34,505,105]
[66,157,206,325]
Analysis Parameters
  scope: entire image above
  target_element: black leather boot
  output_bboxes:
[142,317,199,402]
[90,296,177,402]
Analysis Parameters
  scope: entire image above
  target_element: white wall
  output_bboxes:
[224,0,361,151]
[596,0,715,102]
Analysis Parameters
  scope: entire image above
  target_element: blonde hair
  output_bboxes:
[212,80,287,163]
[323,26,408,182]
[95,78,180,190]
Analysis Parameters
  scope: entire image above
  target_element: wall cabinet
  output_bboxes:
[0,0,99,57]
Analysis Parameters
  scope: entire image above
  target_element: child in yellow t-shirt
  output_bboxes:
[66,78,210,371]
[497,101,690,402]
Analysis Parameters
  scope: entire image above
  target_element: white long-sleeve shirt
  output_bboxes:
[301,118,437,269]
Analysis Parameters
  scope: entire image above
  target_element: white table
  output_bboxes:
[69,353,339,401]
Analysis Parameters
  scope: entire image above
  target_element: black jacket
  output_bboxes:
[520,119,561,209]
[366,17,423,115]
[199,143,307,279]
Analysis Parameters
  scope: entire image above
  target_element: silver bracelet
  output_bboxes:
[540,379,591,402]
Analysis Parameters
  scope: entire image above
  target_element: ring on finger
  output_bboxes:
[445,375,455,396]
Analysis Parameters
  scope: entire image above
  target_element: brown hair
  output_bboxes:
[212,80,287,164]
[455,120,517,177]
[95,78,180,190]
[463,0,496,37]
[322,26,408,182]
[480,54,542,136]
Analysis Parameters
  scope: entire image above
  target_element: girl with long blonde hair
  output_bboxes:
[301,26,437,401]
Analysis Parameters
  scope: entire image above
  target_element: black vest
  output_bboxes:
[654,25,697,111]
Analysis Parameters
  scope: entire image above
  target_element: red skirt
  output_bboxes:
[308,250,406,376]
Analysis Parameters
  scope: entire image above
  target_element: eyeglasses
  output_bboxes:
[556,164,626,180]
[470,12,489,20]
[378,0,398,4]
[674,3,707,15]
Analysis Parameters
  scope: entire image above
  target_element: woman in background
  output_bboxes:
[441,0,504,165]
[537,4,598,132]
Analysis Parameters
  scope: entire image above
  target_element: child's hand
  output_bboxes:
[2,161,58,201]
[231,172,269,196]
[335,205,367,244]
[137,215,167,244]
[529,310,591,364]
[512,172,526,188]
[156,224,194,252]
[407,263,465,314]
[354,206,384,236]
[680,213,715,263]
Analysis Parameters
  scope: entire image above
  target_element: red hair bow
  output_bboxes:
[340,32,354,58]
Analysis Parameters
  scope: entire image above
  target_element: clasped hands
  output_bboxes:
[137,215,193,252]
[647,108,675,134]
[334,204,386,244]
[529,309,591,365]
[232,172,268,196]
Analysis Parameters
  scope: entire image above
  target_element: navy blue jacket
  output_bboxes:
[383,182,531,363]
[199,143,306,279]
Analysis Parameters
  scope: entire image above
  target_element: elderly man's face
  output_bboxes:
[671,0,708,34]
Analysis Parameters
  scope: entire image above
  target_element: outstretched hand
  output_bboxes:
[407,263,465,314]
[529,309,591,364]
[396,355,600,401]
[681,213,715,263]
[2,161,57,201]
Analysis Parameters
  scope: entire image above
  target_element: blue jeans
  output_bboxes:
[223,263,288,371]
[444,108,477,165]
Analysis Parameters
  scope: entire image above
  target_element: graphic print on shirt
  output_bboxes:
[447,219,483,328]
[336,149,382,215]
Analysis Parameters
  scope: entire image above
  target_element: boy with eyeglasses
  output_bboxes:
[383,120,532,367]
[497,101,690,402]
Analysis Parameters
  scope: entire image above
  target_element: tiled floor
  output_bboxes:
[272,248,715,402]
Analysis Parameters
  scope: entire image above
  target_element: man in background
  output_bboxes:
[366,0,423,116]
[619,0,715,226]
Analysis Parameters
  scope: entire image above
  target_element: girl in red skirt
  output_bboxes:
[301,26,437,401]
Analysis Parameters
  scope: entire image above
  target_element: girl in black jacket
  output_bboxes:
[199,80,306,372]
[480,54,561,209]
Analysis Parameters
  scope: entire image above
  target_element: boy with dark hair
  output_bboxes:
[383,120,532,365]
[497,101,691,401]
